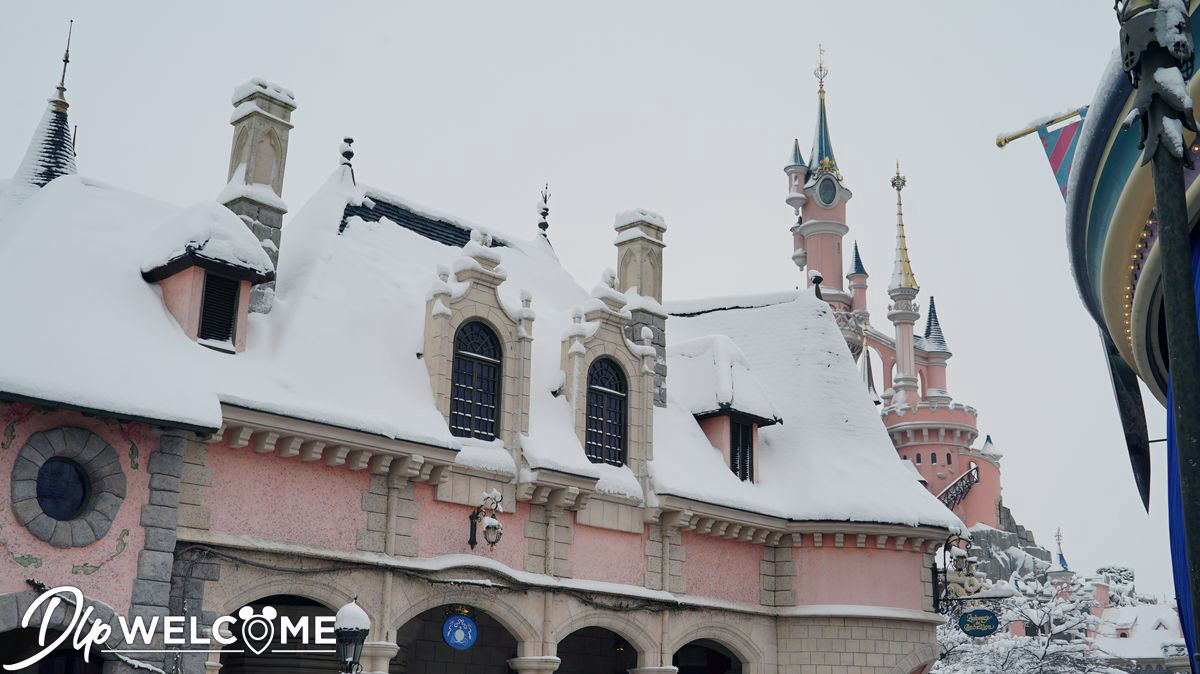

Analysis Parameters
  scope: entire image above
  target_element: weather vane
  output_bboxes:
[813,44,828,88]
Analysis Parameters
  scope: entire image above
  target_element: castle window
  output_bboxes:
[946,452,952,465]
[915,453,922,464]
[37,458,90,521]
[931,453,938,465]
[198,273,240,344]
[585,358,627,465]
[730,420,754,481]
[450,321,501,440]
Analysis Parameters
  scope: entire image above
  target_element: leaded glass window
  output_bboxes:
[730,420,754,481]
[585,358,627,465]
[450,321,501,440]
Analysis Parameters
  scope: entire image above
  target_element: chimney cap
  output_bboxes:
[231,77,296,108]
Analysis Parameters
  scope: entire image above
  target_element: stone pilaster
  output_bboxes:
[625,308,667,408]
[760,535,796,607]
[358,475,418,556]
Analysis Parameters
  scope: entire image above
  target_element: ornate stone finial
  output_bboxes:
[890,161,907,192]
[538,183,550,234]
[601,268,617,289]
[813,44,828,91]
[340,137,356,185]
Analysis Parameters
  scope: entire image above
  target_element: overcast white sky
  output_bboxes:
[0,2,1175,596]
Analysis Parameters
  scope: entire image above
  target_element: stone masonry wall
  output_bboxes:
[356,476,418,557]
[524,505,572,576]
[644,523,684,592]
[761,536,796,607]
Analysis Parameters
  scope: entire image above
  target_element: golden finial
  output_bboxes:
[889,160,918,292]
[813,44,828,93]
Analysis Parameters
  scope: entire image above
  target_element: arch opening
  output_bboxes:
[391,605,517,674]
[0,627,104,674]
[556,626,638,674]
[673,639,743,674]
[219,594,336,674]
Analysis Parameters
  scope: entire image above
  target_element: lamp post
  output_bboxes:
[334,597,370,674]
[1116,1,1200,666]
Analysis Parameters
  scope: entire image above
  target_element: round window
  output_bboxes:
[36,458,90,521]
[818,176,838,206]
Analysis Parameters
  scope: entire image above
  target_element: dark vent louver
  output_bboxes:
[340,198,506,248]
[198,274,239,343]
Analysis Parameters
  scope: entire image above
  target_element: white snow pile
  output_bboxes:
[231,77,295,106]
[614,208,665,230]
[662,291,965,530]
[0,108,78,220]
[667,335,781,423]
[141,201,274,276]
[218,164,288,212]
[1095,603,1184,660]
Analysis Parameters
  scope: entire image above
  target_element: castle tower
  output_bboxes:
[791,51,852,312]
[922,296,952,403]
[0,23,78,217]
[886,164,920,405]
[219,78,297,312]
[847,241,869,315]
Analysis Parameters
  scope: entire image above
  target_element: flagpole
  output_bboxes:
[995,109,1086,148]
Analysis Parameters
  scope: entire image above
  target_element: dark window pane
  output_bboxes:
[585,359,627,465]
[449,322,501,440]
[37,458,89,521]
[730,421,754,481]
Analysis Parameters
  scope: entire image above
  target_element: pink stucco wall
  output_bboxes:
[793,544,926,611]
[958,456,1001,529]
[411,483,527,571]
[159,266,204,339]
[206,441,367,549]
[570,519,645,586]
[680,532,761,604]
[0,404,149,615]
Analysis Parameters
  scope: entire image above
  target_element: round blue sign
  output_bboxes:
[442,614,478,650]
[958,609,1000,637]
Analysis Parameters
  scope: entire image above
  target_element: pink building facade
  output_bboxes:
[0,57,965,674]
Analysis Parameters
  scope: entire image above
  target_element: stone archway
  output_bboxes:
[389,587,538,647]
[892,643,938,674]
[390,604,518,674]
[556,627,638,674]
[218,594,337,674]
[673,639,742,674]
[0,590,122,674]
[667,623,762,674]
[550,610,654,668]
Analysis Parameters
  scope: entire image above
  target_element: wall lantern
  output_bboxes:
[334,596,371,673]
[468,488,504,549]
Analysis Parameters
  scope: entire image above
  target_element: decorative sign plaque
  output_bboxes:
[959,609,1000,637]
[443,614,478,650]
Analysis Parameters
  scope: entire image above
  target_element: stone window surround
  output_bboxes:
[424,253,533,453]
[10,426,126,548]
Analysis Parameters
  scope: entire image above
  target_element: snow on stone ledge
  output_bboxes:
[231,77,296,107]
[614,208,666,231]
[218,164,288,213]
[668,335,781,423]
[141,201,274,277]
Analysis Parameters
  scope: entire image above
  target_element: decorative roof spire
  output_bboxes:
[849,241,867,276]
[0,22,79,216]
[888,162,919,292]
[538,183,550,236]
[923,296,948,351]
[809,45,840,179]
[51,20,73,113]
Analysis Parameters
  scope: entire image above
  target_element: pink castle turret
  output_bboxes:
[783,69,1003,527]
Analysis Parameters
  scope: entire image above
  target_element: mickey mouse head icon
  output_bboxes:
[239,605,278,655]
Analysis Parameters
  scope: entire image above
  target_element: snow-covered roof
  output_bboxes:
[667,335,781,425]
[231,77,296,108]
[0,161,963,530]
[141,201,275,282]
[0,97,77,220]
[663,291,964,529]
[1096,604,1183,661]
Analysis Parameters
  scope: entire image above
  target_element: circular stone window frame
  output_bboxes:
[10,427,126,548]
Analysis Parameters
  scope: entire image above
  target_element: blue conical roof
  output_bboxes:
[849,241,867,277]
[0,89,77,216]
[788,138,806,168]
[922,296,948,352]
[809,85,839,178]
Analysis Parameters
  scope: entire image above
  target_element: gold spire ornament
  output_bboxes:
[889,162,919,292]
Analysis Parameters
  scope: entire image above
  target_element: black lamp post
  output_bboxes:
[334,597,370,674]
[1116,1,1200,665]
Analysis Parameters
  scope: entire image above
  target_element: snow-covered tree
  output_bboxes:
[932,572,1127,674]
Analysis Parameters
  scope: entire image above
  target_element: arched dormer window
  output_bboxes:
[450,321,501,440]
[585,358,627,465]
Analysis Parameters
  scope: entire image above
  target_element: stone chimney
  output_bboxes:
[219,78,296,312]
[614,209,667,407]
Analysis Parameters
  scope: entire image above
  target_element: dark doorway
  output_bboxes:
[673,639,742,674]
[556,626,637,674]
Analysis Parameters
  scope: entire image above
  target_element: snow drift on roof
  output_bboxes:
[231,77,295,107]
[141,201,274,277]
[663,291,963,530]
[667,335,781,424]
[614,208,665,231]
